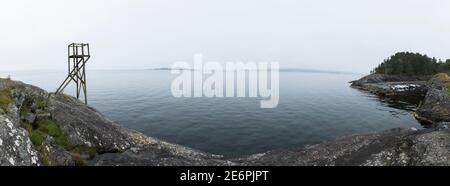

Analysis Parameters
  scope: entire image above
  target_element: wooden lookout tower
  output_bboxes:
[56,43,91,104]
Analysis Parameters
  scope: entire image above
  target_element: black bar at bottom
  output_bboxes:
[0,166,445,185]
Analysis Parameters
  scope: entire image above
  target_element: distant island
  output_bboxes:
[278,68,359,75]
[149,67,192,71]
[149,67,359,75]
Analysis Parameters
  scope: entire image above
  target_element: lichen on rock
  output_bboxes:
[0,115,40,166]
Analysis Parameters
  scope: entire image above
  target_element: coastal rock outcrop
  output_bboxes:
[48,94,133,153]
[350,74,429,96]
[415,75,450,123]
[350,74,430,87]
[235,125,450,166]
[350,73,450,124]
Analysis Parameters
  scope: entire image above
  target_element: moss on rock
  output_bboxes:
[16,93,98,165]
[434,73,450,96]
[0,87,12,112]
[30,130,45,146]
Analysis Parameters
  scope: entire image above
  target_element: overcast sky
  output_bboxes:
[0,0,449,73]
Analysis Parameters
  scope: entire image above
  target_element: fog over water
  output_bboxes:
[1,0,449,73]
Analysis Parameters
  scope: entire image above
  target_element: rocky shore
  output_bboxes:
[351,73,450,124]
[1,76,450,166]
[350,74,429,96]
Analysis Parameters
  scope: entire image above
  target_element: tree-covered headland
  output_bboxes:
[371,52,450,75]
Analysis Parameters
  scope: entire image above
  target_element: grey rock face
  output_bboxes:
[89,131,231,166]
[47,94,133,153]
[235,126,450,166]
[416,77,450,123]
[21,113,36,124]
[36,112,51,121]
[0,115,40,166]
[39,136,74,166]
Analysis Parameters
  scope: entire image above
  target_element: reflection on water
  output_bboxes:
[359,90,425,122]
[361,90,425,112]
[376,94,425,112]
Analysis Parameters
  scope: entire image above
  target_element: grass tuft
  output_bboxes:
[0,88,13,111]
[30,130,45,146]
[33,119,70,150]
[434,73,450,96]
[435,73,449,80]
[21,118,70,150]
[34,96,47,110]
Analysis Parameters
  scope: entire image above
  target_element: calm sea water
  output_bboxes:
[2,70,422,157]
